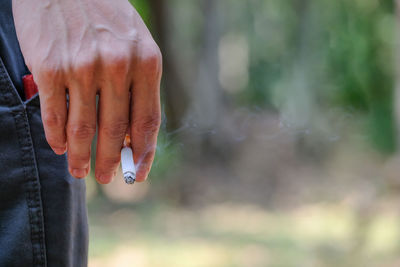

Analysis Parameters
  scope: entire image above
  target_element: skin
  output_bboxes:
[12,0,162,184]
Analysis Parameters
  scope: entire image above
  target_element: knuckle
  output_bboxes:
[98,156,121,169]
[105,52,130,71]
[43,111,66,129]
[69,153,90,162]
[69,154,90,167]
[100,120,129,140]
[138,45,162,78]
[67,123,96,140]
[71,54,98,76]
[34,63,63,84]
[100,44,131,74]
[134,114,161,135]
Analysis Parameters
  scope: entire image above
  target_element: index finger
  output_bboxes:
[131,47,162,182]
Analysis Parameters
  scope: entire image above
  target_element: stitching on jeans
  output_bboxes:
[14,110,46,266]
[0,60,47,266]
[11,99,47,267]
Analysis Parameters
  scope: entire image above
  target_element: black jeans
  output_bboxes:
[0,1,89,266]
[0,57,89,267]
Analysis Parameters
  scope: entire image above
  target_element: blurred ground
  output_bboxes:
[88,202,400,267]
[87,109,400,267]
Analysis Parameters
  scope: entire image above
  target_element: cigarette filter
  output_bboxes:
[121,135,136,184]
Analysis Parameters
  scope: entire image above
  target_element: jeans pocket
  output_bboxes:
[24,92,40,107]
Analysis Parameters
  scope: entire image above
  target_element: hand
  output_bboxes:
[12,0,162,184]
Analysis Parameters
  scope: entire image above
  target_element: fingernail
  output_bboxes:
[136,168,148,182]
[97,173,113,184]
[53,147,66,155]
[72,168,87,178]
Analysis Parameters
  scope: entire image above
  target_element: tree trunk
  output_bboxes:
[148,0,189,131]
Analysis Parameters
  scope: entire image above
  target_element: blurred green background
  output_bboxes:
[88,0,400,266]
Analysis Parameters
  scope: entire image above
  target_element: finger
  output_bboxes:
[66,84,97,179]
[131,48,162,182]
[95,81,130,184]
[39,85,68,155]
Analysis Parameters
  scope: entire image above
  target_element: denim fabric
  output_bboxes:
[0,21,88,267]
[0,0,29,99]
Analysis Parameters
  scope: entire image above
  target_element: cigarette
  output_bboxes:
[121,135,136,185]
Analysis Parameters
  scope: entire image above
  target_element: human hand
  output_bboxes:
[12,0,162,184]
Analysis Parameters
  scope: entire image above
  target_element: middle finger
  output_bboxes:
[66,84,97,178]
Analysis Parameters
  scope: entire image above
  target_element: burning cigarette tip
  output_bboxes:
[124,172,136,184]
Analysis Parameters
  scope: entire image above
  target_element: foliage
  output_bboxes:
[129,0,151,25]
[220,0,396,153]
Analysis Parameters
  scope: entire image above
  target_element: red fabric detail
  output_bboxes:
[22,74,38,100]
